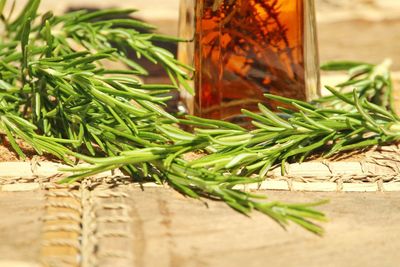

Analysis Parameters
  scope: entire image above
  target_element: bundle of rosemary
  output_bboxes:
[0,0,398,235]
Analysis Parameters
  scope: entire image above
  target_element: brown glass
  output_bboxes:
[179,0,320,120]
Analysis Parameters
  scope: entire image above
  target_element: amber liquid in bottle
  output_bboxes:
[179,0,319,121]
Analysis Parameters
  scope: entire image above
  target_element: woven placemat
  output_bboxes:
[1,145,399,193]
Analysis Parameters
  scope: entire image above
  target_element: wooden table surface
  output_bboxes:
[1,184,400,267]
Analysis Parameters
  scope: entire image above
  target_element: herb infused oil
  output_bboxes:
[179,0,320,121]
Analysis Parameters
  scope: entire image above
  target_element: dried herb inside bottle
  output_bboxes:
[179,0,320,120]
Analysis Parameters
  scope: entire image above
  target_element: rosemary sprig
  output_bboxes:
[4,0,398,235]
[320,59,397,115]
[185,88,400,178]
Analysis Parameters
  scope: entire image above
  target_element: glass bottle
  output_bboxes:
[178,0,320,121]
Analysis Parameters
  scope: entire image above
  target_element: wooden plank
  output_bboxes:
[1,183,400,267]
[318,19,400,70]
[0,261,40,267]
[4,0,180,35]
[316,0,400,23]
[0,191,45,264]
[104,187,400,267]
